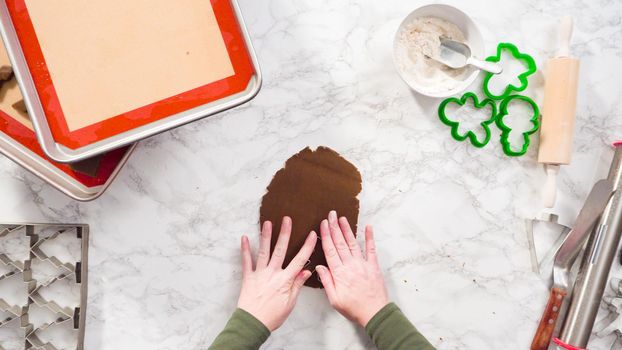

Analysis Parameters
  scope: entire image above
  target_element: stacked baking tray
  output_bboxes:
[0,224,89,350]
[0,0,261,201]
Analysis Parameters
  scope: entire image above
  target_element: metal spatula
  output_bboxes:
[432,38,503,74]
[530,179,615,350]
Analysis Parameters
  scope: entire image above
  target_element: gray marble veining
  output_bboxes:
[1,0,622,349]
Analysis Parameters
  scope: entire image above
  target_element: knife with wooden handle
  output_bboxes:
[531,179,614,350]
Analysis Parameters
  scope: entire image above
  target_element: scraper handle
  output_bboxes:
[531,287,567,350]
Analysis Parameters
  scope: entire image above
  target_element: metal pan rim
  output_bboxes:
[0,0,262,163]
[0,132,136,201]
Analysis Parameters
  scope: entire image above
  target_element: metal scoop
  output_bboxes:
[431,38,503,74]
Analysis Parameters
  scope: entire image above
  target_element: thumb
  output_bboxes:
[291,269,312,298]
[315,265,338,305]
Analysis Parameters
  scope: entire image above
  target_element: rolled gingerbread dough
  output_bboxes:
[260,146,362,288]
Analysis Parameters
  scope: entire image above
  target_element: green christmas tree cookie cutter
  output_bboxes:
[496,94,540,157]
[438,92,498,148]
[482,43,537,100]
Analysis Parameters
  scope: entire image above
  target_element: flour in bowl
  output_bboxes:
[395,16,472,94]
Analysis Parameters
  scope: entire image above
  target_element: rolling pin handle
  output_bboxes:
[557,16,573,57]
[543,165,560,208]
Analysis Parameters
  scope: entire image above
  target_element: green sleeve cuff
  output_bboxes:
[365,302,401,334]
[365,303,436,350]
[233,308,271,343]
[208,308,271,350]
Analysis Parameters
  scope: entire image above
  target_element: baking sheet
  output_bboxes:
[1,0,259,155]
[0,66,134,200]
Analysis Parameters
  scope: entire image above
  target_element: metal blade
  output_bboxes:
[553,179,615,288]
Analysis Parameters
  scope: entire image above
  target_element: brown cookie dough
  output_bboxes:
[69,154,104,177]
[11,99,27,114]
[260,146,362,288]
[0,65,12,81]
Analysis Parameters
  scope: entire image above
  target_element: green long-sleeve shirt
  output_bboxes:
[208,308,271,350]
[208,303,435,350]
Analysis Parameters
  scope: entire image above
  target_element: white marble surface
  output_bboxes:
[1,0,622,349]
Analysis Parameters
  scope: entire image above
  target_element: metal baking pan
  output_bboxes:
[0,71,134,201]
[0,0,261,163]
[0,223,89,350]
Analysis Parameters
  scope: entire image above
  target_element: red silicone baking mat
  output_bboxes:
[0,75,133,199]
[3,0,257,150]
[0,111,130,187]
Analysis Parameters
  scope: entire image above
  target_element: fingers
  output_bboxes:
[269,216,292,269]
[365,225,378,264]
[328,211,351,262]
[291,270,312,298]
[338,216,361,258]
[320,219,342,268]
[241,235,253,278]
[315,265,338,304]
[284,231,317,277]
[256,221,272,269]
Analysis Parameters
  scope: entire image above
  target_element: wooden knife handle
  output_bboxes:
[531,287,567,350]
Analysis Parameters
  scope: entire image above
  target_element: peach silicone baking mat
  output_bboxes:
[0,0,259,161]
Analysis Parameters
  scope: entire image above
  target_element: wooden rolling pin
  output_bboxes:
[538,16,580,208]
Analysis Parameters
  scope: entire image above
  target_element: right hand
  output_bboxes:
[315,210,389,327]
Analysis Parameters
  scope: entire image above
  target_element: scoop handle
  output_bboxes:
[466,57,503,74]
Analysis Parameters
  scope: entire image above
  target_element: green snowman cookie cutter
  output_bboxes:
[482,43,537,100]
[438,92,498,148]
[496,95,540,157]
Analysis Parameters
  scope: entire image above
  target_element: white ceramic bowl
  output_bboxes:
[393,4,484,98]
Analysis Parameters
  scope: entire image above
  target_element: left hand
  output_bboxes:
[237,216,317,331]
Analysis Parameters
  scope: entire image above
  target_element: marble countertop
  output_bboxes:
[2,0,622,349]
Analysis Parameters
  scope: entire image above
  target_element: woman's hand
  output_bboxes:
[237,216,317,331]
[315,211,389,327]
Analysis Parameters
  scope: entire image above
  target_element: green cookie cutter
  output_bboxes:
[482,43,537,100]
[496,95,540,157]
[438,92,498,148]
